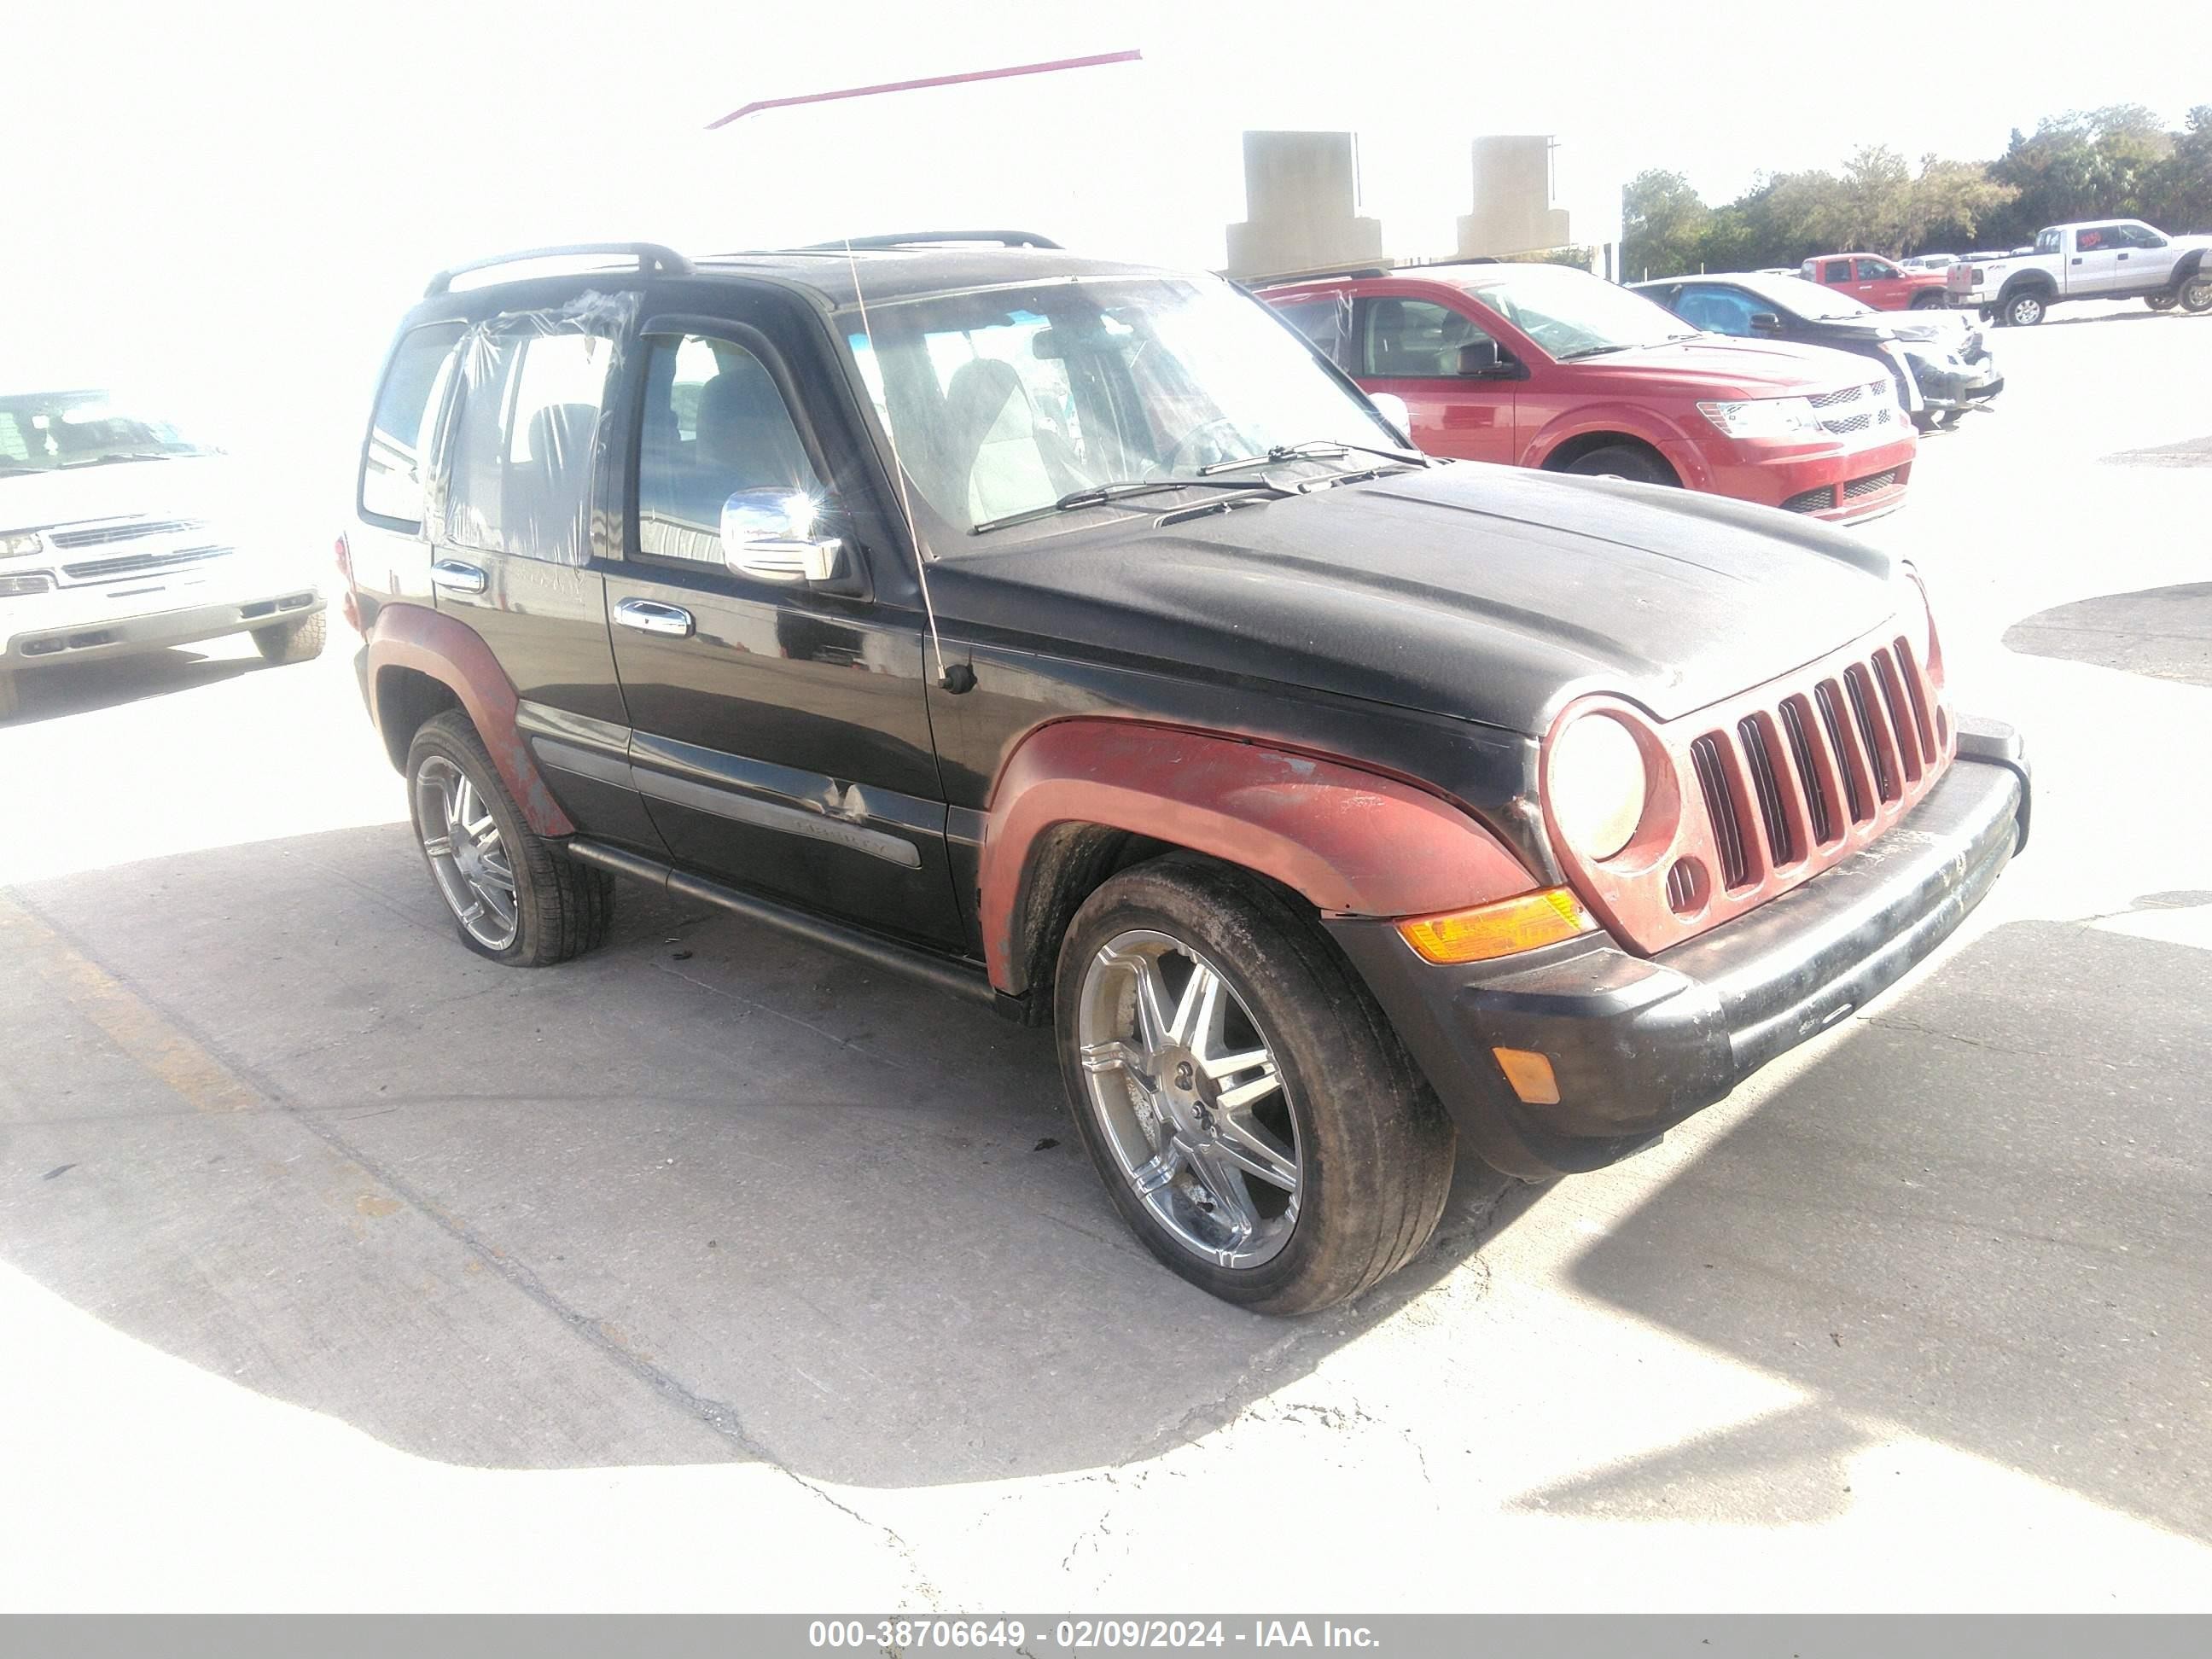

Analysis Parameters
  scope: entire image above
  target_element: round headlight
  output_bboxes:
[1550,714,1649,861]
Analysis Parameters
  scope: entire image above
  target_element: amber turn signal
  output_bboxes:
[1492,1047,1562,1106]
[1394,888,1593,964]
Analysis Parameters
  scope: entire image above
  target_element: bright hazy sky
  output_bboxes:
[10,0,2207,493]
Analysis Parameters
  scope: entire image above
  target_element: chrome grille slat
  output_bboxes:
[1778,696,1837,846]
[1871,649,1923,780]
[1816,679,1873,823]
[1844,666,1900,801]
[60,544,230,582]
[1736,714,1798,867]
[1690,735,1751,890]
[1894,637,1937,755]
[45,517,207,550]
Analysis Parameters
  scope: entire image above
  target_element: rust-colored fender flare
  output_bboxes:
[364,602,576,838]
[979,719,1535,995]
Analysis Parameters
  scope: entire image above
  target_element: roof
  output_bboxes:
[423,240,1176,312]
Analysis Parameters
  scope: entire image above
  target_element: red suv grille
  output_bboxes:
[1544,620,1953,954]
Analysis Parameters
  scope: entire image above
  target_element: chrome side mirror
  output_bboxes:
[719,490,846,584]
[1369,393,1412,443]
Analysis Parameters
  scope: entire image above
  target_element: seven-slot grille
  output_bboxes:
[1547,619,1953,955]
[1687,637,1943,894]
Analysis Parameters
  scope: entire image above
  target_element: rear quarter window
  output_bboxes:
[359,322,465,530]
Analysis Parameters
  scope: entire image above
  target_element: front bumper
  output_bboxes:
[1330,720,2030,1179]
[2,588,323,667]
[1692,430,1919,526]
[1911,354,2005,411]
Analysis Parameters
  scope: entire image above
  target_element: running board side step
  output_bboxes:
[562,839,1002,1010]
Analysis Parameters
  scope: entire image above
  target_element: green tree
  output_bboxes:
[1621,169,1710,279]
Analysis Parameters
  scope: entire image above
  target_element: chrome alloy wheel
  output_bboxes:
[415,754,520,951]
[1075,930,1302,1268]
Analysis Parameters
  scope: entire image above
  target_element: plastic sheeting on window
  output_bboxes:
[441,289,637,568]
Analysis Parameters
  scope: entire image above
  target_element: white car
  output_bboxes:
[0,389,324,720]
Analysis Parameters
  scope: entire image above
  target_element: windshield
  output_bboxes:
[1739,273,1876,320]
[1454,266,1698,359]
[0,389,222,475]
[841,276,1401,538]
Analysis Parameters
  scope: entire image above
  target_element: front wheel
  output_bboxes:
[2003,289,2047,328]
[405,710,614,965]
[2181,276,2212,315]
[252,609,326,665]
[1054,853,1456,1314]
[1561,445,1674,486]
[1910,291,1947,310]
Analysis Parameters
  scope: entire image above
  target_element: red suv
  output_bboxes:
[1265,265,1917,524]
[1801,253,1952,311]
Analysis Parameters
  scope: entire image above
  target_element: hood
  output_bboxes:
[0,454,240,538]
[937,463,1904,737]
[1572,335,1876,399]
[1805,308,1968,346]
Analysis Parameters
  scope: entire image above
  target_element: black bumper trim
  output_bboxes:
[1330,734,2029,1179]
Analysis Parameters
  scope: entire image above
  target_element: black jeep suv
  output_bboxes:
[346,236,2029,1313]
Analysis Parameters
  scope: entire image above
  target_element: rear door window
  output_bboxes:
[1822,259,1853,283]
[360,322,465,529]
[445,329,613,564]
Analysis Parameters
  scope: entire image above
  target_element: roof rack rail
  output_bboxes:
[1243,263,1393,288]
[794,230,1063,252]
[424,242,695,297]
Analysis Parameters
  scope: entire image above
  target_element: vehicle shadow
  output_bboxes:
[1,647,262,726]
[2002,582,2212,688]
[1563,909,2212,1543]
[1,821,1543,1485]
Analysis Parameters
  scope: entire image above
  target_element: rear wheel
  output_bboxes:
[2002,288,2048,328]
[1054,853,1456,1314]
[0,670,17,723]
[1561,445,1673,486]
[405,710,614,965]
[252,610,326,665]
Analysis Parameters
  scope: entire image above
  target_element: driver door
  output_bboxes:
[1353,295,1516,464]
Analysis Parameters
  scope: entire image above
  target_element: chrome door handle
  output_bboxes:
[429,560,487,595]
[614,597,695,638]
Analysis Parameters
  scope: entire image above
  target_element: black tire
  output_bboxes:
[0,670,17,723]
[252,610,326,665]
[1053,853,1456,1314]
[1909,291,1947,310]
[1561,444,1674,486]
[404,709,614,966]
[2001,288,2048,328]
[2182,276,2212,315]
[2146,292,2179,312]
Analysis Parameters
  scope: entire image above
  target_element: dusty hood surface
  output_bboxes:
[938,462,1905,736]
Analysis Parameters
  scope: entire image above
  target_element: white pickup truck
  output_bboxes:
[1949,219,2212,326]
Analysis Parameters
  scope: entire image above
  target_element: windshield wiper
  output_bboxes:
[1196,439,1432,476]
[58,451,177,469]
[969,477,1298,536]
[1554,343,1639,360]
